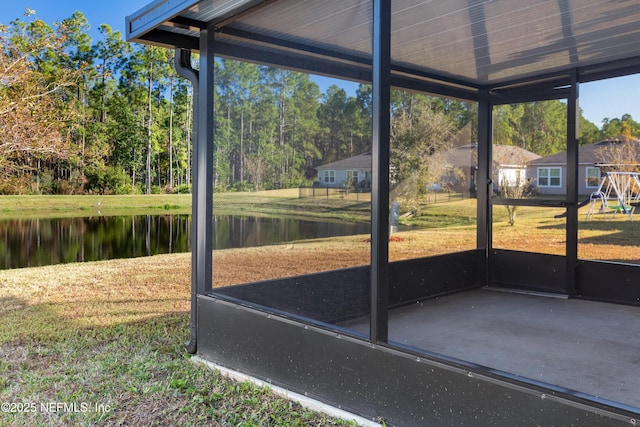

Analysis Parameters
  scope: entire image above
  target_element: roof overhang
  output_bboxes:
[126,0,640,100]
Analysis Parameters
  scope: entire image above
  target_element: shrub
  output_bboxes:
[176,184,191,194]
[85,166,132,195]
[0,176,30,195]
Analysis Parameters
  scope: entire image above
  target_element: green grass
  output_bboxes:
[0,315,359,426]
[0,194,193,219]
[0,255,361,426]
[400,199,478,228]
[0,192,372,224]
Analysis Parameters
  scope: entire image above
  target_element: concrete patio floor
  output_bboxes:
[341,287,640,409]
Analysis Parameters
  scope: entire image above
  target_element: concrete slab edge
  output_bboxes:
[191,356,382,427]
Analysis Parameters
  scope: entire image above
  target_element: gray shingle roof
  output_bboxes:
[316,152,372,170]
[446,144,540,168]
[529,136,640,165]
[319,145,541,171]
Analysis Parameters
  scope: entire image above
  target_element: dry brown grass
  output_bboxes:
[0,255,192,342]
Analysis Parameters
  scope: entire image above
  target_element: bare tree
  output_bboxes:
[498,175,527,226]
[493,146,537,225]
[596,135,640,173]
[390,102,456,214]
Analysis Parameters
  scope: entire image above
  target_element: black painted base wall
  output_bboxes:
[578,259,640,306]
[198,296,637,426]
[491,249,640,306]
[213,250,483,324]
[212,265,370,324]
[197,249,640,424]
[491,249,567,293]
[388,250,482,305]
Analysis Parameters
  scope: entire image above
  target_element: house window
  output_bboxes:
[499,168,524,187]
[538,167,561,187]
[347,170,359,185]
[322,170,335,183]
[586,167,601,188]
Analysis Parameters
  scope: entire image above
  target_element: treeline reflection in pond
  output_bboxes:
[0,215,370,270]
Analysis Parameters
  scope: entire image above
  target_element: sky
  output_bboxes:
[2,0,639,129]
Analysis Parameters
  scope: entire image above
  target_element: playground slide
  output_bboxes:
[553,197,591,218]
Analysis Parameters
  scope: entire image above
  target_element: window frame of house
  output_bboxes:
[537,166,562,188]
[347,170,359,185]
[322,170,335,184]
[586,166,601,189]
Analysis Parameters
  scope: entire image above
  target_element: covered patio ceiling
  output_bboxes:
[127,0,640,98]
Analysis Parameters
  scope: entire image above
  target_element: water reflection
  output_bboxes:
[0,215,369,270]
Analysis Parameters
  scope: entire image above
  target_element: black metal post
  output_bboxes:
[196,24,214,297]
[566,70,579,296]
[477,90,492,285]
[174,48,199,353]
[370,0,391,344]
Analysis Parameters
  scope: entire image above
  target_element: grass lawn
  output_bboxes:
[0,194,192,219]
[0,253,362,427]
[0,190,371,224]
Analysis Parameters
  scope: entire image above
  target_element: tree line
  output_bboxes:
[1,11,637,195]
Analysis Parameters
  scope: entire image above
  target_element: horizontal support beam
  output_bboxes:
[214,41,371,83]
[137,28,199,50]
[491,198,567,208]
[215,41,478,101]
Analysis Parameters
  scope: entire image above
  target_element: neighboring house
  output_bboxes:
[527,136,640,196]
[315,152,372,189]
[442,144,541,193]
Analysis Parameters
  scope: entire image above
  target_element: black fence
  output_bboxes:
[299,186,371,200]
[300,185,474,204]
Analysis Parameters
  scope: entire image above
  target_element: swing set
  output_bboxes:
[585,171,640,221]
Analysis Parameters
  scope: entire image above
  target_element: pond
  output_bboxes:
[0,215,370,270]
